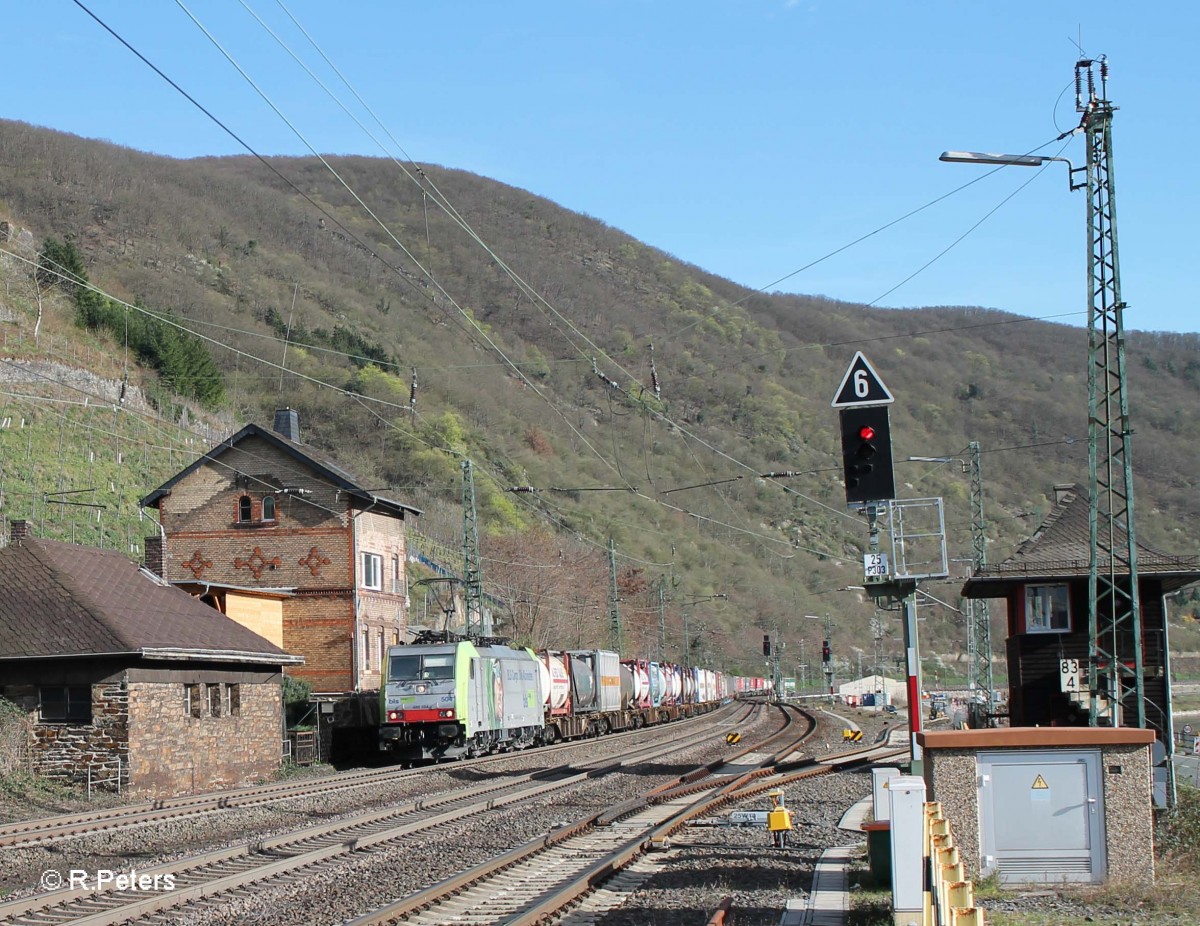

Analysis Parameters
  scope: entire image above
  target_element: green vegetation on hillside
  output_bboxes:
[0,119,1197,673]
[38,237,224,407]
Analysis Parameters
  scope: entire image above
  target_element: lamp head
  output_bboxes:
[939,150,1045,167]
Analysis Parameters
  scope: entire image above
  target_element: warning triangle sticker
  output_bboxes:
[1031,774,1049,790]
[831,351,895,407]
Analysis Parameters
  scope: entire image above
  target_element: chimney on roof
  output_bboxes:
[273,408,301,443]
[1053,484,1075,506]
[144,534,165,578]
[9,519,31,543]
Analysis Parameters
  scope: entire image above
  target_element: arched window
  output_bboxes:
[262,495,276,521]
[238,495,253,523]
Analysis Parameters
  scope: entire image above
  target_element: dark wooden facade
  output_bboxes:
[963,485,1199,741]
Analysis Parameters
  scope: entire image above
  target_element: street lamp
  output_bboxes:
[938,151,1081,190]
[942,60,1153,757]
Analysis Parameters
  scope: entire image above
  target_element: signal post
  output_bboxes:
[833,353,947,776]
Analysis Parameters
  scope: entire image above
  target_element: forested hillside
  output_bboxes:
[1,119,1197,678]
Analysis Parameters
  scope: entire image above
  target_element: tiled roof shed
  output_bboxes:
[962,485,1200,597]
[0,538,302,664]
[0,537,303,795]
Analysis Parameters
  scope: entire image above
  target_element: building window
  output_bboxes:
[1026,584,1071,633]
[261,495,276,521]
[184,683,203,718]
[39,686,92,723]
[392,554,404,594]
[227,683,241,716]
[378,631,385,671]
[362,552,382,590]
[238,495,253,523]
[208,683,224,717]
[362,630,371,669]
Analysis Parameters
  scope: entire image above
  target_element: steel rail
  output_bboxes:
[0,700,752,850]
[342,706,819,926]
[0,707,762,926]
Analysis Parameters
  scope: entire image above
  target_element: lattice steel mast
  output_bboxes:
[1078,57,1147,732]
[461,459,484,636]
[607,538,622,653]
[965,441,994,724]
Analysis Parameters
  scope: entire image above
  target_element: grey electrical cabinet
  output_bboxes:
[978,749,1105,884]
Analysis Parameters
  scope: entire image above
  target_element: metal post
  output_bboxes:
[824,612,834,705]
[607,538,622,653]
[966,440,995,725]
[902,586,924,777]
[461,460,483,637]
[657,580,666,663]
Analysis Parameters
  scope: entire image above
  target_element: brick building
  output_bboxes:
[0,527,302,795]
[140,409,420,695]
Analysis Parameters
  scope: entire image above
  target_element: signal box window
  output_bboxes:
[1026,584,1071,634]
[237,495,253,523]
[261,495,276,521]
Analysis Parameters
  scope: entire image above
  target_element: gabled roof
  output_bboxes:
[0,539,303,664]
[963,485,1200,597]
[139,422,420,520]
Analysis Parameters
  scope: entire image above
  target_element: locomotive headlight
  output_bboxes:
[386,710,402,723]
[439,709,455,719]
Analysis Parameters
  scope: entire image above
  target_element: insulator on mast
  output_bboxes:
[648,342,661,400]
[592,357,620,390]
[409,368,418,416]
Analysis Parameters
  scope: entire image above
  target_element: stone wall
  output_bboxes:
[1098,743,1155,881]
[127,679,282,795]
[922,730,1155,883]
[923,748,980,874]
[1,682,130,791]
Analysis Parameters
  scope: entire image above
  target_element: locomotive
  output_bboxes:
[378,634,767,761]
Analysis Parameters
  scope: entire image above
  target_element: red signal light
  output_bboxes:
[858,425,876,441]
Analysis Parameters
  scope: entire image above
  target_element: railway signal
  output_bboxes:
[839,405,895,506]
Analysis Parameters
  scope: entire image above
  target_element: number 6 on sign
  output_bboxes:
[1059,658,1081,693]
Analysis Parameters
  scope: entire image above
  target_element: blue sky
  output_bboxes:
[8,1,1197,333]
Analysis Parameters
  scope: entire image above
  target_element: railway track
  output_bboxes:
[347,710,900,926]
[0,700,754,850]
[0,701,780,926]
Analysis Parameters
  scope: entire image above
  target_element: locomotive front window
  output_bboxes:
[388,655,422,681]
[388,654,456,682]
[421,654,455,680]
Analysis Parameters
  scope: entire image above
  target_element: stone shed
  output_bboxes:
[0,529,303,796]
[918,727,1156,885]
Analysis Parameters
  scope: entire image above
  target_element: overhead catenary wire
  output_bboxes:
[56,2,1100,580]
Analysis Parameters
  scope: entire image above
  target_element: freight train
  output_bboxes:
[378,634,769,761]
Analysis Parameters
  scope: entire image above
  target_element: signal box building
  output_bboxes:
[962,485,1200,739]
[140,409,420,696]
